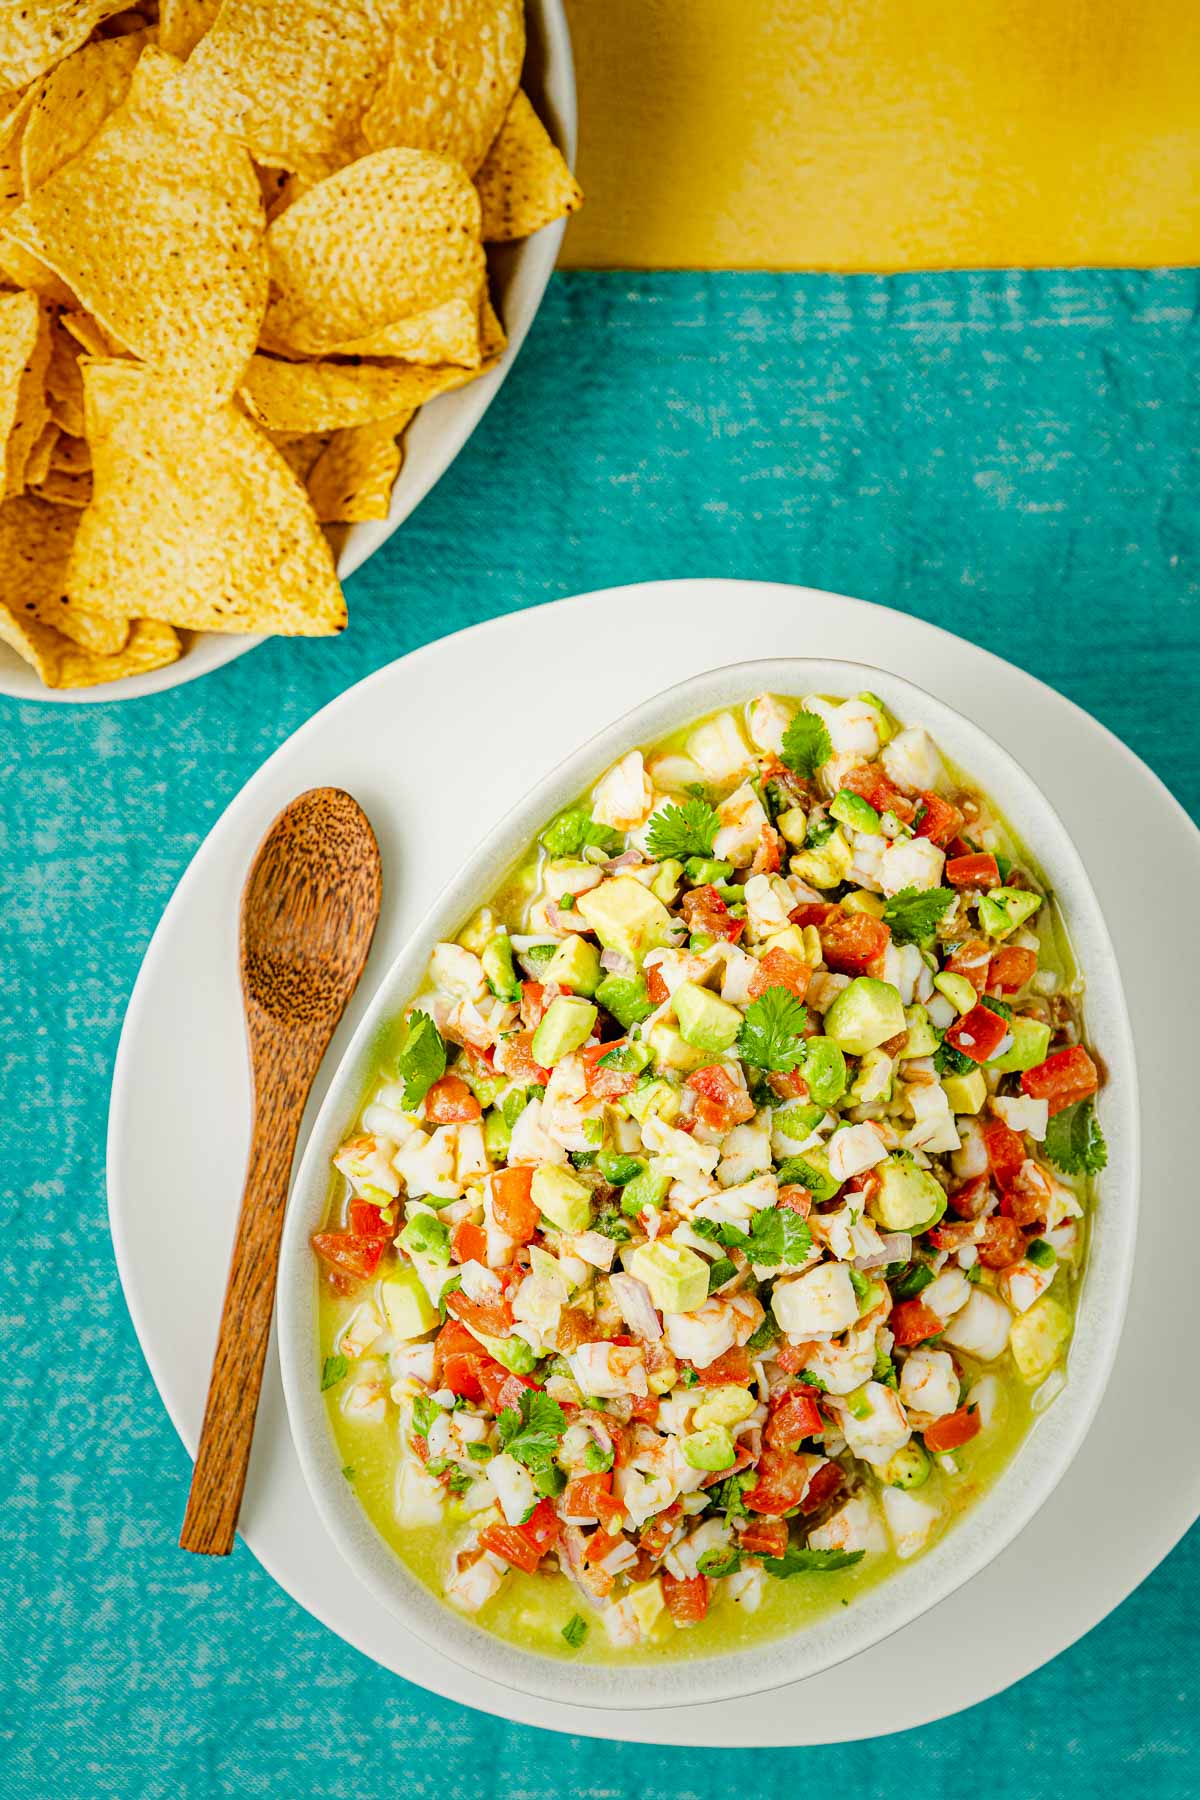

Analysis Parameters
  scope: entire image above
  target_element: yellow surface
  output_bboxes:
[561,0,1200,270]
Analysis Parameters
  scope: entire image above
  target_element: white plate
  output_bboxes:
[108,579,1200,1744]
[0,0,576,707]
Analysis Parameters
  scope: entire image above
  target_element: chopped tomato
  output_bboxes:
[818,910,892,977]
[928,1219,983,1251]
[478,1360,537,1413]
[700,1443,754,1487]
[480,1500,560,1574]
[743,1447,814,1515]
[520,981,551,1028]
[750,825,784,876]
[560,1473,615,1520]
[949,1173,993,1220]
[310,1230,386,1283]
[582,1527,624,1568]
[686,1062,756,1131]
[493,1029,549,1086]
[914,790,964,847]
[490,1164,540,1242]
[433,1318,478,1382]
[945,851,1000,889]
[796,1460,844,1516]
[662,1571,709,1625]
[748,946,812,1001]
[687,1345,754,1387]
[890,1300,945,1347]
[346,1198,392,1238]
[680,883,745,943]
[441,1351,487,1400]
[945,937,992,995]
[789,901,836,929]
[764,1386,823,1450]
[989,946,1038,993]
[580,1039,639,1100]
[1020,1045,1099,1115]
[944,1003,1009,1064]
[777,1183,812,1216]
[776,1341,820,1375]
[737,1517,789,1558]
[424,1074,482,1123]
[767,1067,809,1101]
[976,1215,1027,1268]
[999,1161,1052,1228]
[645,963,669,1006]
[450,1219,488,1266]
[841,762,915,823]
[983,1117,1026,1192]
[444,1288,514,1337]
[554,1305,602,1351]
[923,1406,982,1454]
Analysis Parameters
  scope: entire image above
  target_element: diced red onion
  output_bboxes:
[602,850,646,873]
[599,948,636,977]
[855,1231,912,1270]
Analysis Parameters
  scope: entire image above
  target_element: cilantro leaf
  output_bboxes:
[762,1544,866,1578]
[883,886,955,944]
[562,1614,588,1649]
[645,798,720,862]
[723,1204,813,1269]
[1043,1100,1107,1176]
[738,988,808,1072]
[496,1389,567,1472]
[411,1391,442,1436]
[697,1546,743,1578]
[780,710,833,779]
[541,807,624,858]
[320,1354,349,1391]
[715,1468,754,1518]
[396,1009,447,1109]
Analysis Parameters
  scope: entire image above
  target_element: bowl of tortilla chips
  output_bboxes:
[0,0,579,701]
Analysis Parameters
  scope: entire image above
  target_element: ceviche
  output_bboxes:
[312,690,1106,1660]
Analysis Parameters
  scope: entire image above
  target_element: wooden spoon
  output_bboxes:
[180,787,382,1556]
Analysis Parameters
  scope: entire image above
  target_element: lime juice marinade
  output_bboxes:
[315,692,1098,1662]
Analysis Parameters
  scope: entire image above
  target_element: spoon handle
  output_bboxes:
[180,1050,310,1556]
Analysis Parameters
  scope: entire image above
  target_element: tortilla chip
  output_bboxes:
[240,353,480,434]
[49,430,88,474]
[60,311,121,357]
[24,419,56,486]
[0,490,129,652]
[45,313,85,433]
[0,604,178,687]
[316,295,482,366]
[31,465,90,506]
[0,88,34,215]
[158,0,222,60]
[475,90,583,243]
[478,291,507,361]
[0,290,50,496]
[20,32,144,192]
[261,147,483,358]
[362,0,523,176]
[0,233,74,302]
[306,413,411,523]
[0,2,129,91]
[8,47,267,397]
[265,431,329,483]
[67,360,346,636]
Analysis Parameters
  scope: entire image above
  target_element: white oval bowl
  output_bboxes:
[278,656,1138,1711]
[0,0,576,706]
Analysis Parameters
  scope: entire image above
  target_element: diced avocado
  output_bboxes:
[1010,1294,1071,1382]
[621,1163,671,1216]
[576,876,674,967]
[844,1383,873,1421]
[977,887,1043,939]
[775,807,807,848]
[942,1068,987,1114]
[622,1078,681,1125]
[858,690,895,745]
[481,933,520,1001]
[869,1155,947,1232]
[627,1240,709,1313]
[989,1015,1052,1073]
[685,856,734,884]
[531,995,598,1067]
[824,977,906,1055]
[597,1150,643,1185]
[595,1039,653,1077]
[848,1047,893,1104]
[650,858,685,905]
[779,1143,841,1203]
[899,1003,939,1059]
[773,1101,825,1140]
[545,934,602,997]
[842,889,887,918]
[802,1037,848,1106]
[882,1441,931,1489]
[679,1424,737,1471]
[482,1108,511,1159]
[647,1020,710,1073]
[933,970,977,1015]
[457,907,498,955]
[473,1329,538,1374]
[400,1212,450,1264]
[594,972,652,1029]
[674,982,742,1054]
[532,1164,594,1233]
[459,1057,505,1109]
[761,923,812,963]
[830,789,882,834]
[791,826,853,889]
[380,1266,438,1340]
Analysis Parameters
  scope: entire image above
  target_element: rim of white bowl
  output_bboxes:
[0,0,577,707]
[277,655,1139,1711]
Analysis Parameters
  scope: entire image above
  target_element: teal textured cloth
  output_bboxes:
[1,270,1197,1796]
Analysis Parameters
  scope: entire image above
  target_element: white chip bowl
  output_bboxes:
[0,0,576,706]
[276,657,1138,1711]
